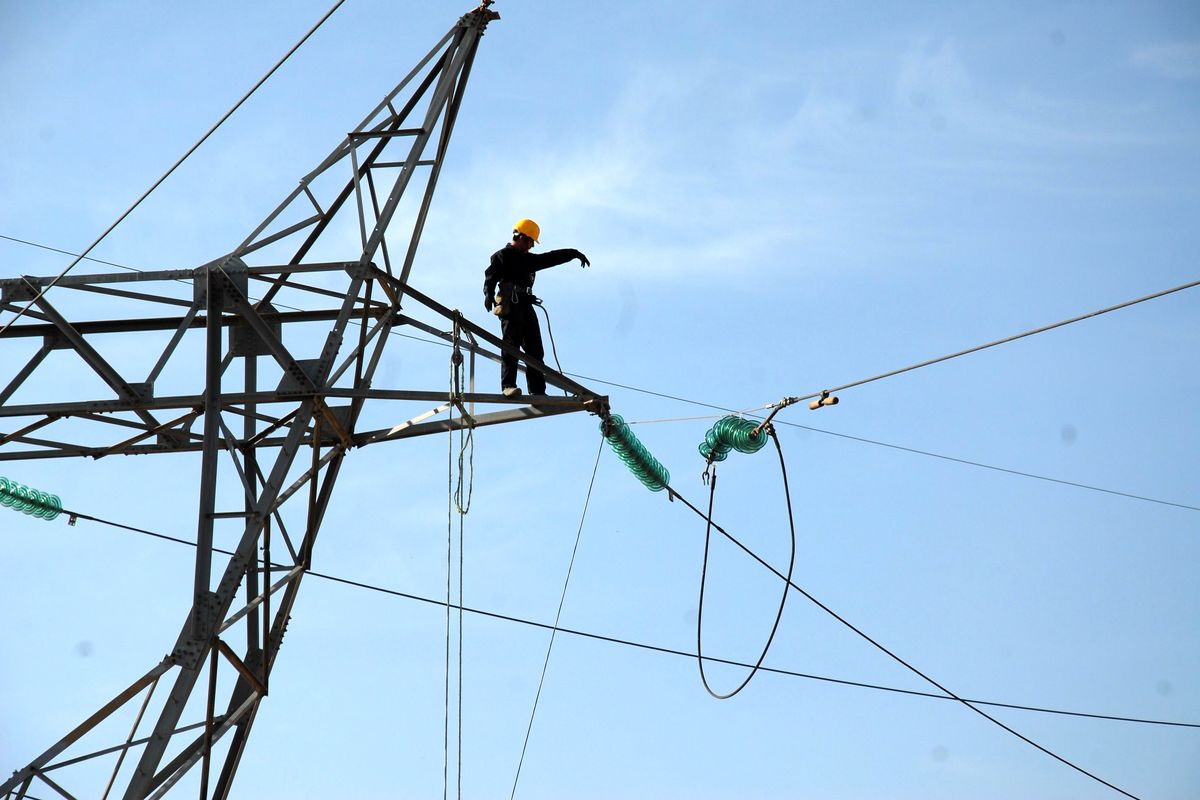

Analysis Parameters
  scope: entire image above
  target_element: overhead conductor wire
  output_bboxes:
[663,477,1144,799]
[49,507,1199,730]
[509,436,605,800]
[757,276,1200,426]
[0,0,348,336]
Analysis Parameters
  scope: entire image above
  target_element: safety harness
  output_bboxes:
[491,278,540,317]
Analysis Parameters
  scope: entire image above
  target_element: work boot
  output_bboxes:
[502,386,522,398]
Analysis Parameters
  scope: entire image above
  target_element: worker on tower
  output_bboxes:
[483,218,590,397]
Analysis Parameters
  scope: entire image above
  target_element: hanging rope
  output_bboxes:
[443,436,466,800]
[456,483,464,800]
[510,436,605,800]
[695,426,796,699]
[444,401,452,800]
[451,316,475,515]
[445,318,473,800]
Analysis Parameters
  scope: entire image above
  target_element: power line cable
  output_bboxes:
[509,436,604,800]
[767,421,1200,512]
[47,506,1200,731]
[757,277,1200,422]
[0,234,141,273]
[662,484,1142,799]
[0,0,348,336]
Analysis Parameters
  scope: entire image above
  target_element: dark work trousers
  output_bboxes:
[499,302,546,394]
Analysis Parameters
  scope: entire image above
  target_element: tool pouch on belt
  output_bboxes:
[492,280,524,318]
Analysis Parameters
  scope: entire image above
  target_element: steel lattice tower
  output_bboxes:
[1,5,605,797]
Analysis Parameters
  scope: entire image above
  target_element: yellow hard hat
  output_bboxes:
[513,218,540,243]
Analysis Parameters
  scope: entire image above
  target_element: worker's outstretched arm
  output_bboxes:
[531,248,590,271]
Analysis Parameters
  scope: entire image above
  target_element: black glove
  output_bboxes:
[574,249,591,268]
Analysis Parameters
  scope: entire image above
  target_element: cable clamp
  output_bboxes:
[749,420,774,440]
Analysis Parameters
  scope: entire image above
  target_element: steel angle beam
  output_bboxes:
[0,306,387,340]
[354,399,602,446]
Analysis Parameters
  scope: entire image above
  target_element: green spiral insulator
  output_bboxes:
[0,475,63,521]
[698,415,768,463]
[601,415,671,492]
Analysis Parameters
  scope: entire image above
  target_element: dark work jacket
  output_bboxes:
[483,244,582,301]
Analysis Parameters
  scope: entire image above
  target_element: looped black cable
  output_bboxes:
[696,427,796,699]
[533,302,568,397]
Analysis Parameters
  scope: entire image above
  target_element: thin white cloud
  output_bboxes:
[895,37,971,111]
[890,37,1161,150]
[413,65,818,287]
[372,34,1196,296]
[1131,41,1200,80]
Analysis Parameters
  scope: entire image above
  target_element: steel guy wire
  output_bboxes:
[49,506,1200,731]
[0,0,348,337]
[3,232,1193,513]
[509,436,605,800]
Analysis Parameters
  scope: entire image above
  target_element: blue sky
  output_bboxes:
[1,1,1198,798]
